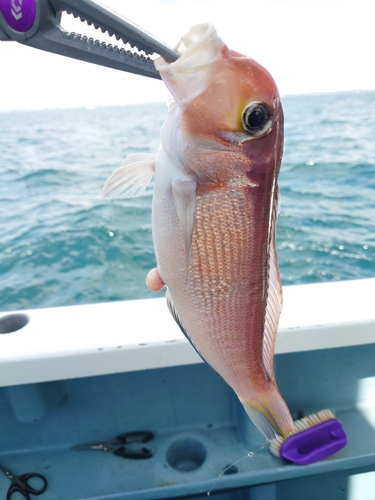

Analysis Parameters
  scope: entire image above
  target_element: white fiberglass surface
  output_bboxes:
[348,471,375,500]
[356,377,375,431]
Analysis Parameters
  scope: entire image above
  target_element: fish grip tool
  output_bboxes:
[0,0,179,78]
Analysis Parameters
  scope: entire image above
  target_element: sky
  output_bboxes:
[0,0,374,112]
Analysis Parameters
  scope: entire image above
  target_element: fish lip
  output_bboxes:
[155,24,222,71]
[154,24,225,106]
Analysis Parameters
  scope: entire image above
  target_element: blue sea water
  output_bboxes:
[0,91,374,312]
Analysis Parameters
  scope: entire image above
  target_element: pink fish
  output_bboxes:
[102,24,293,440]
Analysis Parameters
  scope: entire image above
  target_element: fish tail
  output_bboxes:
[240,389,294,440]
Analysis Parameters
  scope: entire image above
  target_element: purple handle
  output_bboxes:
[0,0,36,32]
[280,418,347,465]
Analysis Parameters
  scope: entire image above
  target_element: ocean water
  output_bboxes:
[0,91,374,312]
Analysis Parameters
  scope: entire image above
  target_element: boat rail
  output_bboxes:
[0,278,374,387]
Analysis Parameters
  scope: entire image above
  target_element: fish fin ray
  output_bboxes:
[240,389,293,440]
[101,153,156,199]
[166,288,207,364]
[171,178,197,268]
[262,186,283,379]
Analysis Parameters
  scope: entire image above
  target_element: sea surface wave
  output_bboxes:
[1,91,374,311]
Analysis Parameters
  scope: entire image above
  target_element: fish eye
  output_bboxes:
[242,102,272,136]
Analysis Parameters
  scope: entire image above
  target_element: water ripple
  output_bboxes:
[1,94,375,311]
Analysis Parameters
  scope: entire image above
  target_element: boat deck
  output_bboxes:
[0,279,374,499]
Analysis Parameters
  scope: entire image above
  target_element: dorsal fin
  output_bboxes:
[262,186,283,379]
[101,153,156,199]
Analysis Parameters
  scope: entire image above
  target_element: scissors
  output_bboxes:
[0,463,47,500]
[71,430,154,459]
[0,0,179,78]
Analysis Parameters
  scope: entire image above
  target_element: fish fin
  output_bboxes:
[165,288,188,336]
[262,186,283,380]
[165,288,207,364]
[101,153,156,199]
[240,389,293,440]
[171,178,197,267]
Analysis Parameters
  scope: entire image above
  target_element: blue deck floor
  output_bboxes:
[0,344,375,499]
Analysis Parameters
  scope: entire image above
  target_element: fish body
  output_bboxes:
[102,24,293,440]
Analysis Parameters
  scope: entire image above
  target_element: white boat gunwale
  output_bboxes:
[0,277,374,387]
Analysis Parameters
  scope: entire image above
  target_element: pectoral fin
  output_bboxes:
[171,178,197,267]
[101,153,156,199]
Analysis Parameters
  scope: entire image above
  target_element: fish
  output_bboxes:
[102,24,293,440]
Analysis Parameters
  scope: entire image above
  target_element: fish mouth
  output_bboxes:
[154,24,225,106]
[155,24,223,70]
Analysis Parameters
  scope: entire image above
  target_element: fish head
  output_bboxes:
[155,24,283,185]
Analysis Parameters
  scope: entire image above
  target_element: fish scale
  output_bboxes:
[184,185,269,383]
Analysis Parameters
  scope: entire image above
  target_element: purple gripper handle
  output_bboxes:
[0,0,36,33]
[280,418,347,465]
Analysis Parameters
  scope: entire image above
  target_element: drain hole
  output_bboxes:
[167,437,206,472]
[0,314,29,334]
[223,464,238,475]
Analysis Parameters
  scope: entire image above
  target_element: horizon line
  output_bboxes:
[1,88,374,114]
